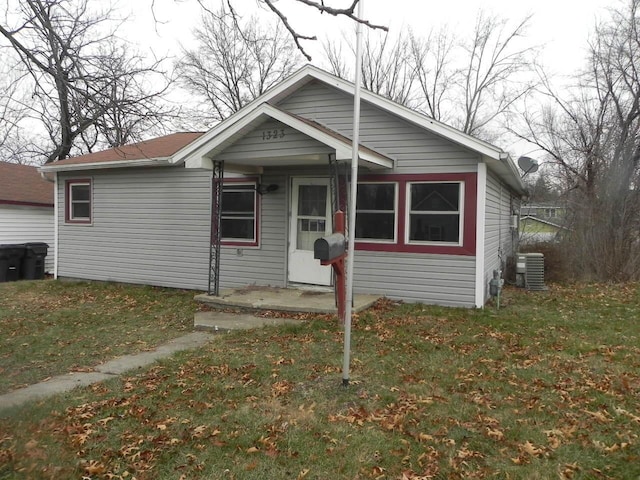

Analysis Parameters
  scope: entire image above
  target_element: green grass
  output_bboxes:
[1,283,640,479]
[0,280,197,393]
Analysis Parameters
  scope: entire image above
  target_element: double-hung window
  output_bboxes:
[355,182,397,241]
[221,183,258,244]
[65,179,92,224]
[407,182,463,244]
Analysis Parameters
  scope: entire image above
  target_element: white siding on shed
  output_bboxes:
[0,205,55,273]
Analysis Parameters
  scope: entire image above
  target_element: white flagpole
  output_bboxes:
[342,0,364,387]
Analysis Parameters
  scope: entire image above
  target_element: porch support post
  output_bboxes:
[208,160,224,296]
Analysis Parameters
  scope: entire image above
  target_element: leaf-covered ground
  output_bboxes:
[0,280,196,393]
[1,283,639,479]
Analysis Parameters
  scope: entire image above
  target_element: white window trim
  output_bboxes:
[66,180,93,225]
[355,181,398,243]
[405,181,464,246]
[221,182,258,243]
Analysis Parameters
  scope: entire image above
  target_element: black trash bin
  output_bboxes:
[0,244,26,282]
[22,243,49,280]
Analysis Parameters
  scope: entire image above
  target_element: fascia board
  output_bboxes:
[181,102,394,170]
[171,66,318,165]
[265,105,393,168]
[39,157,172,172]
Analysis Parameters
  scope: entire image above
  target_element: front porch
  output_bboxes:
[194,286,382,332]
[195,285,381,314]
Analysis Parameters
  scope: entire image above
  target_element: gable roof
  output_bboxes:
[182,103,393,171]
[173,65,525,194]
[40,132,204,172]
[37,65,525,195]
[0,162,54,207]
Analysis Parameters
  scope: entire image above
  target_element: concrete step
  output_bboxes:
[195,286,381,315]
[194,311,301,332]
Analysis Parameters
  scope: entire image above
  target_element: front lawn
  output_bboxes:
[0,280,197,393]
[1,283,639,479]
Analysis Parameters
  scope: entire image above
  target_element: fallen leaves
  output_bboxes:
[3,283,640,479]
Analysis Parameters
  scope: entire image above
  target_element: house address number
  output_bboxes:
[262,129,285,141]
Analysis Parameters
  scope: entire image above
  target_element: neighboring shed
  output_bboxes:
[40,65,525,307]
[520,215,565,244]
[0,162,55,273]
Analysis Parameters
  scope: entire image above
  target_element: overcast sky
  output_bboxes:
[125,0,614,76]
[121,0,616,158]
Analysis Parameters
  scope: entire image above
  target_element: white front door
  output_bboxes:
[288,177,332,286]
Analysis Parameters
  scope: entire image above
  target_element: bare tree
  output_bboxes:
[455,12,536,139]
[227,0,388,61]
[179,7,303,124]
[0,63,31,164]
[324,29,419,106]
[0,0,173,163]
[512,0,640,280]
[321,12,536,142]
[410,27,457,123]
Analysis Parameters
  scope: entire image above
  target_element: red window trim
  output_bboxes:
[354,173,477,256]
[65,178,92,225]
[220,177,260,247]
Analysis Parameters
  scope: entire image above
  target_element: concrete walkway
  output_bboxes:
[0,332,214,414]
[0,311,308,415]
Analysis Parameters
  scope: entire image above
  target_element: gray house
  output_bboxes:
[40,65,524,307]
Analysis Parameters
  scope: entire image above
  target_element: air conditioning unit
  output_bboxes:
[515,253,546,291]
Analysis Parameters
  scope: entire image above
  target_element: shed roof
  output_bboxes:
[0,161,54,207]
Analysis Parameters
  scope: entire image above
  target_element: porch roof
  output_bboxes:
[179,103,394,173]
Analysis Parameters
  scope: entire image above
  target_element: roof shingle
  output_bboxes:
[51,132,205,167]
[0,162,54,206]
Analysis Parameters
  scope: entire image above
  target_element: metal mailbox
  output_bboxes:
[314,233,346,262]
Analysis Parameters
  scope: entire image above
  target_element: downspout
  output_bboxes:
[53,173,59,278]
[40,170,57,278]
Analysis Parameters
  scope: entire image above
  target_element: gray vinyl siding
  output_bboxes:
[0,205,55,273]
[53,79,500,307]
[255,168,477,307]
[57,168,287,291]
[277,80,480,174]
[217,119,332,161]
[57,168,211,290]
[484,171,517,301]
[353,251,476,306]
[218,172,287,288]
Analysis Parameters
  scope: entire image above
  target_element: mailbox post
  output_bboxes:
[313,211,347,323]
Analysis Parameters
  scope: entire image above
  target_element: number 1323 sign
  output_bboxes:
[262,129,285,141]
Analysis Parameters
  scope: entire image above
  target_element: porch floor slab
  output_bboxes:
[194,286,382,315]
